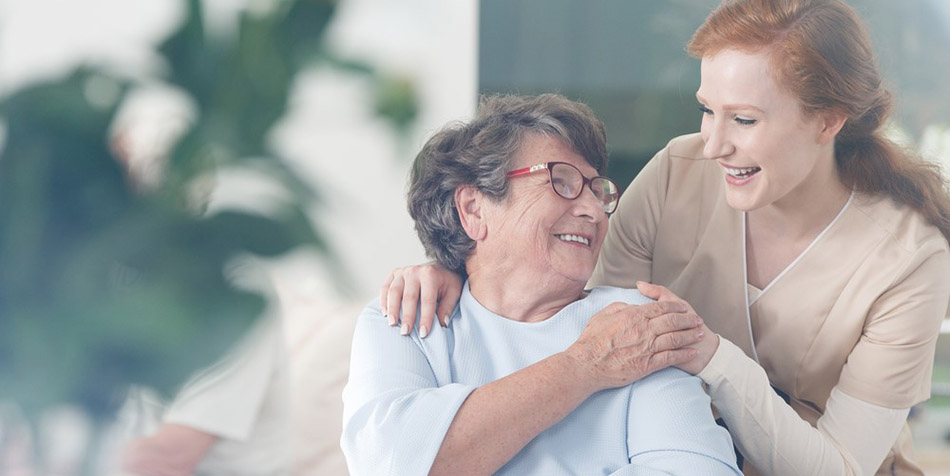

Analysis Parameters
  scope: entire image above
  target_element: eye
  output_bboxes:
[734,116,757,126]
[698,104,713,115]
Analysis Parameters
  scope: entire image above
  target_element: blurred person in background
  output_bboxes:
[118,316,291,476]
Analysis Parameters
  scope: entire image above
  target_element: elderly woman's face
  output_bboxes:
[482,133,608,286]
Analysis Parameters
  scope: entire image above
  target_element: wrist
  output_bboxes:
[556,347,603,397]
[686,333,720,376]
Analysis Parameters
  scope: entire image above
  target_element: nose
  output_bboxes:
[702,118,734,160]
[574,185,607,223]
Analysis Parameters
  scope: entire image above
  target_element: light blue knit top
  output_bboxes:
[342,283,741,475]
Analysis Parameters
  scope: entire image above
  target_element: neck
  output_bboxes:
[465,259,586,323]
[750,152,850,240]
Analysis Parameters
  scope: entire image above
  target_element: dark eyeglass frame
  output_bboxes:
[506,161,620,215]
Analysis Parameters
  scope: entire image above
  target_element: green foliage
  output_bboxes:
[0,0,416,422]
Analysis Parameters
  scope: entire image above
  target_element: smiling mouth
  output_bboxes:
[724,166,761,179]
[555,234,591,247]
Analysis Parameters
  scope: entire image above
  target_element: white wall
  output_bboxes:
[272,0,479,304]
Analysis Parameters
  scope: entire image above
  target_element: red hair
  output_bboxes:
[688,0,950,241]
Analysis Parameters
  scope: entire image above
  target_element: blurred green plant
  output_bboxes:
[0,0,417,431]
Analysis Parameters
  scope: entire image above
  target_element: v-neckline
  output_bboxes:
[744,190,855,307]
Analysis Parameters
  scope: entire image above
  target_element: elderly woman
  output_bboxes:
[341,94,740,476]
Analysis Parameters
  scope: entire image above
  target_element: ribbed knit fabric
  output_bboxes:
[342,283,741,475]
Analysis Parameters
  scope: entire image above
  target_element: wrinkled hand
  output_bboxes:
[636,281,719,375]
[380,262,463,337]
[564,299,705,391]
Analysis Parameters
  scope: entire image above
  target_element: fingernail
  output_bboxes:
[387,315,396,326]
[420,325,429,338]
[445,313,452,325]
[400,322,409,336]
[697,331,705,338]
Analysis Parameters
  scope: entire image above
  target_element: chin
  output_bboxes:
[554,267,594,285]
[724,192,762,212]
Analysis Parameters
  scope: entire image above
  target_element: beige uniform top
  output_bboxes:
[589,133,950,475]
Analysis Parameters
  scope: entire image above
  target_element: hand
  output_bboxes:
[636,281,720,375]
[379,262,463,337]
[121,424,216,476]
[564,300,705,391]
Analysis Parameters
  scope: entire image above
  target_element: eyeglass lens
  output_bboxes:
[550,163,618,213]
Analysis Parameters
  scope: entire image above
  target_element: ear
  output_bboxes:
[455,185,488,241]
[817,110,848,144]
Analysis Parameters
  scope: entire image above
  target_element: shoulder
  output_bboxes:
[665,132,706,159]
[634,133,719,199]
[586,286,654,306]
[357,298,388,326]
[641,133,707,173]
[851,192,950,261]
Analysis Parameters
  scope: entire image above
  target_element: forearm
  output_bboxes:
[430,352,596,476]
[121,424,217,476]
[698,339,905,476]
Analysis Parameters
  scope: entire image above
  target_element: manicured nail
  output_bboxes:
[400,322,409,336]
[420,325,429,339]
[387,315,396,326]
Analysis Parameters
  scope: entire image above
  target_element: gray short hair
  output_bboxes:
[407,93,608,276]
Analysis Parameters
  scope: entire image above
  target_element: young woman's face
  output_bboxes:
[697,49,836,212]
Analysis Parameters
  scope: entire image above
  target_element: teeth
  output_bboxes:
[555,234,590,246]
[724,166,761,177]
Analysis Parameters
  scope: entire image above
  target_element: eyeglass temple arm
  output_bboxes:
[506,163,550,177]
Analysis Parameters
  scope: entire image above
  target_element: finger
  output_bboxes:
[436,283,463,327]
[637,281,681,303]
[650,328,705,353]
[648,348,699,373]
[399,278,421,337]
[418,283,437,337]
[628,300,688,319]
[636,281,663,300]
[379,271,396,317]
[385,274,405,327]
[650,311,703,334]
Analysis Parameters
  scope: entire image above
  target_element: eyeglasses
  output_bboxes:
[506,162,620,215]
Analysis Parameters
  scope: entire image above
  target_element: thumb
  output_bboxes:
[636,280,663,300]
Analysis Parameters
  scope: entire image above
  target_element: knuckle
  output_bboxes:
[671,333,685,348]
[420,265,438,279]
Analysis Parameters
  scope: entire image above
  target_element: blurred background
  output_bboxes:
[0,0,947,474]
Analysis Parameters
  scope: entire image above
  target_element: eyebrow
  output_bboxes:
[695,93,765,114]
